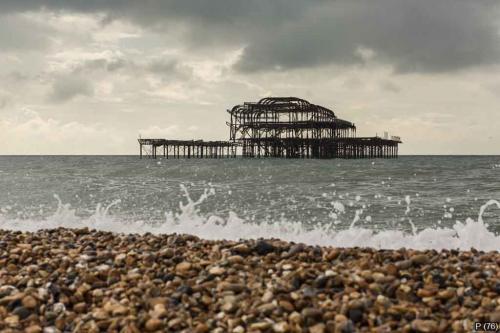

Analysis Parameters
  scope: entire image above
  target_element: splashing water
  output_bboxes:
[0,186,499,251]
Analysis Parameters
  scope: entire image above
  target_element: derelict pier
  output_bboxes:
[138,97,401,159]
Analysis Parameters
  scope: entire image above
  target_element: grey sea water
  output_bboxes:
[1,156,499,250]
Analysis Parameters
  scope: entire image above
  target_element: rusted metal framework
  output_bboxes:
[139,96,401,159]
[138,139,237,159]
[227,97,400,158]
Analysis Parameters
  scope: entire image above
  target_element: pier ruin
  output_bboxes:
[138,97,401,159]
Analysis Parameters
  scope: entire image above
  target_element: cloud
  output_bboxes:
[139,125,180,138]
[0,14,54,51]
[235,0,500,73]
[1,0,499,73]
[49,75,94,102]
[0,109,124,154]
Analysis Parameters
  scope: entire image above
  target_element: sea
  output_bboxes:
[0,155,499,251]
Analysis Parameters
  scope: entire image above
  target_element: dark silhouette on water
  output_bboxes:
[138,97,401,159]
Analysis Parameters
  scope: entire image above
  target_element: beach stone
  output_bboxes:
[232,244,250,255]
[347,308,363,323]
[209,266,225,276]
[395,259,412,270]
[25,325,43,333]
[411,319,438,333]
[258,303,276,314]
[151,304,167,318]
[309,323,325,333]
[338,320,355,333]
[227,255,244,264]
[145,318,163,331]
[302,307,323,321]
[262,290,274,302]
[233,326,245,333]
[5,315,19,327]
[385,263,399,276]
[42,327,59,333]
[13,306,32,319]
[222,301,237,313]
[335,314,348,323]
[250,322,272,330]
[175,261,192,272]
[324,249,340,261]
[279,300,295,312]
[167,318,183,329]
[411,254,430,266]
[254,240,277,255]
[92,309,108,320]
[289,311,302,324]
[194,323,209,333]
[22,295,37,309]
[272,321,289,332]
[114,253,126,264]
[287,244,305,257]
[159,247,174,258]
[437,289,455,300]
[73,302,87,313]
[314,275,329,288]
[219,282,247,293]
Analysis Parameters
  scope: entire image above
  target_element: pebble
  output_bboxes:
[175,261,192,272]
[22,295,37,309]
[262,290,274,302]
[145,318,163,331]
[411,254,430,266]
[209,266,226,276]
[309,323,325,333]
[272,321,289,332]
[411,319,438,332]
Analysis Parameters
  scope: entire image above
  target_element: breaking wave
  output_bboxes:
[0,185,499,251]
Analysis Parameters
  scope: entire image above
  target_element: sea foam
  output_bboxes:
[0,186,499,251]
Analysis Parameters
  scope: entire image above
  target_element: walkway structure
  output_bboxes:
[139,97,401,159]
[138,139,237,159]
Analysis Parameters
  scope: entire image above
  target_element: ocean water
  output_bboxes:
[0,155,499,251]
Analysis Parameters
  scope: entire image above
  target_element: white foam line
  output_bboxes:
[0,189,499,251]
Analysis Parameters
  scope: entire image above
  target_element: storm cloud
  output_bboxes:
[49,76,93,103]
[1,0,499,73]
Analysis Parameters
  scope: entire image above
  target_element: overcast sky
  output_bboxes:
[1,0,499,154]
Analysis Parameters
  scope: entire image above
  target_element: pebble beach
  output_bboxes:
[0,228,499,333]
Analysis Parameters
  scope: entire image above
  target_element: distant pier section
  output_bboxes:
[138,139,236,159]
[139,97,401,159]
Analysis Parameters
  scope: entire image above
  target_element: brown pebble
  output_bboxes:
[73,302,87,313]
[175,261,192,272]
[309,323,325,333]
[145,318,163,331]
[411,319,438,333]
[411,254,430,266]
[22,295,37,309]
[232,244,250,255]
[194,323,209,333]
[279,300,295,312]
[25,325,42,333]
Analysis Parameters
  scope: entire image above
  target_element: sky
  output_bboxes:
[0,0,499,155]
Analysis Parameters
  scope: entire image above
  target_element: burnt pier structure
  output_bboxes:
[139,97,401,159]
[138,139,237,159]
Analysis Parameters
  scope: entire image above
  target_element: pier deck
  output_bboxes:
[138,139,237,159]
[138,137,400,159]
